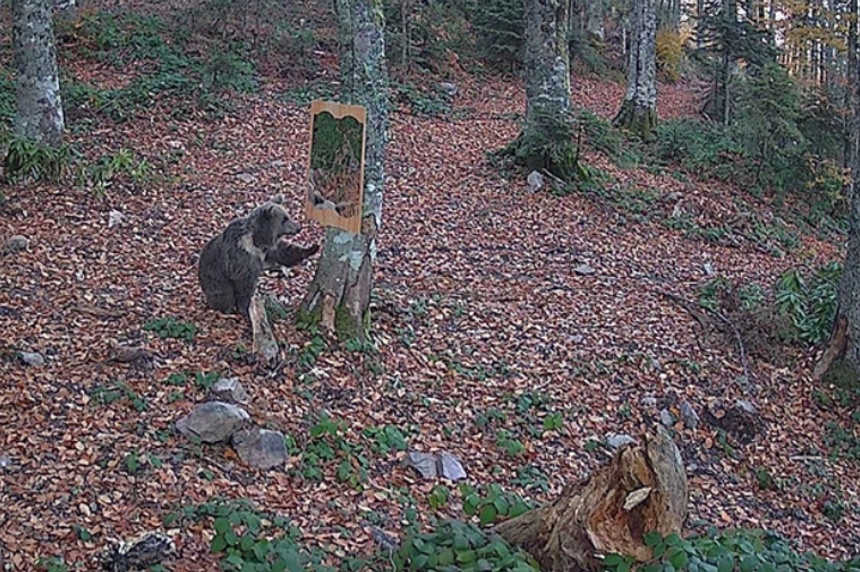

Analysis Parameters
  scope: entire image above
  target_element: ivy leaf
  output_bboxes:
[479,503,498,525]
[605,554,625,566]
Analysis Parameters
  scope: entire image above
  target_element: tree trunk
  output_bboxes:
[495,429,689,572]
[523,0,571,124]
[817,0,860,387]
[506,0,575,179]
[697,0,706,48]
[614,0,658,140]
[299,0,389,342]
[585,0,605,41]
[12,0,65,147]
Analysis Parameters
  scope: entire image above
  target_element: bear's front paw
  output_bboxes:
[305,243,320,256]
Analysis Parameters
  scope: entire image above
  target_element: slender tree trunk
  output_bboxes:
[585,0,605,40]
[300,0,389,342]
[614,0,658,139]
[495,429,688,572]
[697,0,706,48]
[507,0,575,178]
[12,0,64,147]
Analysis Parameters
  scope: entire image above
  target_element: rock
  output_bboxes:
[659,408,675,427]
[662,191,684,203]
[438,452,467,481]
[703,398,763,443]
[109,344,153,364]
[641,396,658,409]
[232,428,288,470]
[672,202,685,218]
[175,402,249,443]
[236,173,257,184]
[5,235,29,253]
[527,170,545,193]
[108,210,125,228]
[704,262,715,276]
[605,433,636,449]
[438,81,458,96]
[18,351,45,367]
[210,377,249,405]
[680,401,700,430]
[101,531,175,572]
[404,452,438,479]
[269,159,287,168]
[573,263,596,276]
[0,454,11,470]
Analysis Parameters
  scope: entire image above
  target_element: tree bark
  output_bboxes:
[12,0,64,147]
[585,0,605,41]
[299,0,389,342]
[495,429,688,572]
[817,0,860,387]
[614,0,658,140]
[523,0,571,124]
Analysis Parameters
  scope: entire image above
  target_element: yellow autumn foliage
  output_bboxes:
[656,28,683,83]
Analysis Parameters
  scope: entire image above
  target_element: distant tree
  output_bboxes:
[299,0,389,342]
[12,0,64,147]
[614,0,658,139]
[505,0,577,179]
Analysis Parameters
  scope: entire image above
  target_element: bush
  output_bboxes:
[3,136,71,183]
[656,29,683,82]
[470,0,523,71]
[603,529,860,572]
[775,261,841,347]
[654,119,741,175]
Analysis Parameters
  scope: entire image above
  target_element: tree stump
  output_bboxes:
[249,294,279,364]
[494,428,688,572]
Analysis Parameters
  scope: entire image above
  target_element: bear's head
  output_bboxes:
[251,199,301,249]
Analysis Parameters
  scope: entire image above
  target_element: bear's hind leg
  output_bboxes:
[204,283,238,314]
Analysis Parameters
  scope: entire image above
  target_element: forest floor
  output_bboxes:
[1,7,859,571]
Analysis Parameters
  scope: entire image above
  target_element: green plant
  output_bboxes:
[90,380,147,412]
[461,483,535,526]
[362,425,408,456]
[143,317,198,342]
[429,485,450,510]
[603,529,860,572]
[195,371,220,391]
[496,430,525,457]
[36,557,69,572]
[775,262,841,346]
[393,519,540,572]
[3,136,70,182]
[511,464,550,493]
[298,335,325,369]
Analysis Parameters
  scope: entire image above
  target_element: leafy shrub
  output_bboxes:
[603,529,860,572]
[775,262,841,347]
[392,81,453,117]
[3,136,71,183]
[143,317,198,342]
[362,425,408,455]
[470,0,524,71]
[654,119,741,175]
[393,519,540,572]
[461,483,534,525]
[656,29,683,82]
[578,109,641,168]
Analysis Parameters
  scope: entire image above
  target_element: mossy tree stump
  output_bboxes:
[495,429,688,572]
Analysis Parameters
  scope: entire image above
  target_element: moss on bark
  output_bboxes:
[614,100,658,141]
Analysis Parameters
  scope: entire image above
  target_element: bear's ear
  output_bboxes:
[269,194,286,205]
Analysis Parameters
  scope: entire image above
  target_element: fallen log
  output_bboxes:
[494,428,688,572]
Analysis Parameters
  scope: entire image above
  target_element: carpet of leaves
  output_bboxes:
[0,32,858,572]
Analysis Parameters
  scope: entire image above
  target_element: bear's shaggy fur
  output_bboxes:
[197,196,316,319]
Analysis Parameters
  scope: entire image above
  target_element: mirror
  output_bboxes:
[305,100,367,234]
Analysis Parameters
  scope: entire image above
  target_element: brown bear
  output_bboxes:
[197,196,318,320]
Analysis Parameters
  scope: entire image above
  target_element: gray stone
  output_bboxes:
[438,452,467,481]
[605,433,636,449]
[5,235,29,253]
[659,408,675,427]
[527,170,545,193]
[404,452,438,479]
[680,401,700,430]
[438,81,458,96]
[0,454,11,470]
[662,191,684,203]
[211,377,249,405]
[641,396,658,409]
[108,210,125,229]
[573,263,596,276]
[232,428,288,470]
[18,351,45,367]
[175,401,249,443]
[236,173,257,184]
[735,399,757,414]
